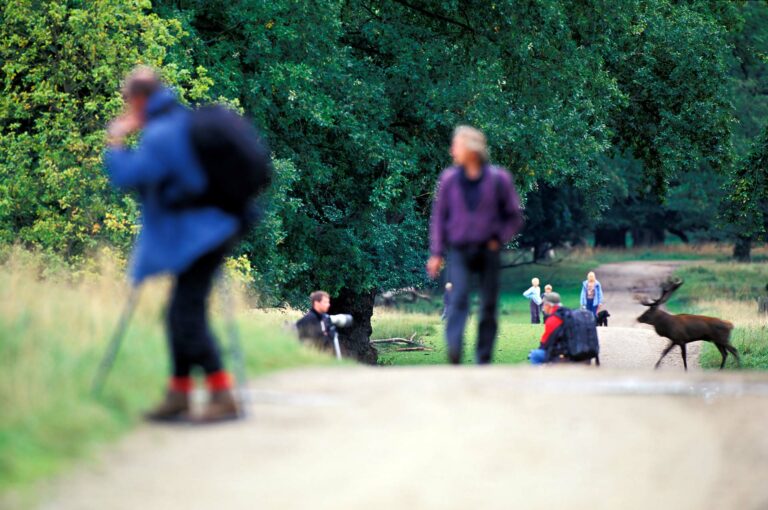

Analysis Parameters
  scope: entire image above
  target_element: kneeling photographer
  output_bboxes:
[296,291,352,359]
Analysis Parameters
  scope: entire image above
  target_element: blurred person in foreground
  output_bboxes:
[427,126,523,364]
[296,291,336,349]
[528,292,564,364]
[104,66,270,422]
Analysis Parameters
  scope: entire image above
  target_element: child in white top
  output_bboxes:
[523,277,542,324]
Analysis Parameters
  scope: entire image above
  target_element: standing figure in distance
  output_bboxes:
[523,277,543,324]
[426,126,524,364]
[580,271,604,318]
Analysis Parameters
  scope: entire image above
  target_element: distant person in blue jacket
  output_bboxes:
[104,67,243,423]
[580,271,604,318]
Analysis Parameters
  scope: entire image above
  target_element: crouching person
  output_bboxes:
[104,67,270,422]
[528,293,564,365]
[296,291,336,350]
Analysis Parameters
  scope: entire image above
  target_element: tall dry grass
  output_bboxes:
[0,248,331,496]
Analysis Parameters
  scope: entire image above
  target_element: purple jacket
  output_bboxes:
[429,165,523,256]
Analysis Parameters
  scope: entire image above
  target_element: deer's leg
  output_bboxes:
[725,344,741,367]
[654,342,676,369]
[715,344,728,370]
[680,343,688,371]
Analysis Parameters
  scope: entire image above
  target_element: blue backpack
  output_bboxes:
[554,308,600,363]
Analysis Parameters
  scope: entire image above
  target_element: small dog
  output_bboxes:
[596,309,610,327]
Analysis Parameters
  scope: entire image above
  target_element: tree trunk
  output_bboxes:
[533,242,550,261]
[329,288,378,364]
[594,227,627,248]
[734,235,752,262]
[631,227,665,247]
[667,228,690,244]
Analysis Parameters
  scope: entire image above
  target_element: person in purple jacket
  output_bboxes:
[427,126,524,364]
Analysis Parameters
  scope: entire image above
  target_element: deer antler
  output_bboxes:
[656,277,684,305]
[634,293,657,307]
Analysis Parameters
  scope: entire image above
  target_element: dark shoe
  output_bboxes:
[196,389,241,423]
[145,390,190,423]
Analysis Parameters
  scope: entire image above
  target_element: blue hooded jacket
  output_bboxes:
[580,279,604,308]
[104,88,240,283]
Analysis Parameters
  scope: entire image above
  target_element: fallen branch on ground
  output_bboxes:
[395,347,433,352]
[370,332,426,347]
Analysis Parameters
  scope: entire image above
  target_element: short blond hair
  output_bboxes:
[531,277,540,286]
[544,284,553,292]
[453,125,489,161]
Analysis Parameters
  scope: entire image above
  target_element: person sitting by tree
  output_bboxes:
[528,293,565,365]
[523,277,543,324]
[580,271,604,318]
[296,291,336,349]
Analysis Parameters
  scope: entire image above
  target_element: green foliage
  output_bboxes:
[729,0,768,157]
[568,0,735,193]
[0,1,210,258]
[0,0,754,316]
[154,0,740,307]
[723,125,768,243]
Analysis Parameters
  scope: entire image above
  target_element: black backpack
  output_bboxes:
[555,307,600,362]
[189,105,272,216]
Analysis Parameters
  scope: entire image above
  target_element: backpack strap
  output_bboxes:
[545,307,569,361]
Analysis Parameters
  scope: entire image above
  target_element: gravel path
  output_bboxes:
[34,261,768,510]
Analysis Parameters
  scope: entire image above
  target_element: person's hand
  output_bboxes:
[487,239,501,251]
[106,112,141,147]
[426,255,443,279]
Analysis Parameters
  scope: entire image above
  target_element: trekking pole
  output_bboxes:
[333,332,342,361]
[91,286,141,397]
[219,273,249,418]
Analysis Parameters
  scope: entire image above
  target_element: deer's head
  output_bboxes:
[636,277,683,324]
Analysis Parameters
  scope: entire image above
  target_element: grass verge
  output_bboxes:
[372,311,540,365]
[0,250,332,499]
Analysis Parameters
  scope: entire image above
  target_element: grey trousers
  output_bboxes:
[445,246,501,364]
[530,300,541,324]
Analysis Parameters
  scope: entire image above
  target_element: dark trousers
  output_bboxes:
[529,301,541,324]
[586,297,597,318]
[167,243,230,378]
[445,246,501,365]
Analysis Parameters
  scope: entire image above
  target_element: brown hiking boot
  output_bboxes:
[144,390,190,423]
[196,389,241,423]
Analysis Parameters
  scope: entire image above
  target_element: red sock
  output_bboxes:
[206,371,233,391]
[170,376,193,393]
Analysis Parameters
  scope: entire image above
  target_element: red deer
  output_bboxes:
[636,277,740,371]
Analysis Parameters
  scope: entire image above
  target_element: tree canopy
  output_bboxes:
[1,0,766,358]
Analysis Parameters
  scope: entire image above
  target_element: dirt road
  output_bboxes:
[37,261,768,510]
